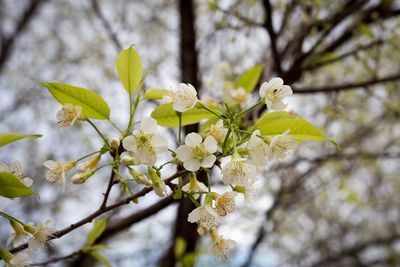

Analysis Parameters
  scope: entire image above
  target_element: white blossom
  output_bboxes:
[56,104,83,128]
[181,174,208,198]
[27,220,53,250]
[122,117,168,166]
[0,161,33,187]
[176,133,217,171]
[246,130,272,166]
[211,237,237,259]
[188,204,222,230]
[43,160,75,190]
[6,252,31,267]
[7,221,30,248]
[215,192,237,217]
[153,179,167,197]
[209,119,228,144]
[270,130,298,160]
[222,154,257,186]
[162,83,198,112]
[230,87,250,108]
[259,77,292,111]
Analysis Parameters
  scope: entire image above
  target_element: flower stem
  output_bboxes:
[108,119,124,136]
[177,111,182,145]
[86,119,110,148]
[236,100,263,118]
[76,151,100,162]
[197,101,223,119]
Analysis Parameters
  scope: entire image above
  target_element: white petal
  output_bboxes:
[201,155,216,168]
[204,136,217,153]
[269,99,287,111]
[22,177,33,187]
[188,207,201,223]
[259,82,268,98]
[183,159,201,172]
[122,136,136,152]
[185,133,202,147]
[140,117,158,133]
[176,145,193,161]
[43,160,57,169]
[282,85,293,96]
[269,77,284,87]
[152,134,168,153]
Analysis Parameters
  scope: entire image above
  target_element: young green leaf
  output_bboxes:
[234,65,264,93]
[151,104,217,128]
[254,111,338,147]
[86,218,107,246]
[88,251,112,267]
[144,88,169,100]
[116,46,143,93]
[0,172,36,199]
[41,82,110,120]
[0,132,42,148]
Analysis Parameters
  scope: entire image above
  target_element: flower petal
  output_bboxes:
[204,136,217,153]
[201,155,216,168]
[141,117,158,133]
[183,159,201,172]
[176,145,193,161]
[185,133,202,147]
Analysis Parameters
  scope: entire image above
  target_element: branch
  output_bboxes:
[31,251,81,266]
[90,0,122,51]
[10,170,188,254]
[293,72,400,94]
[0,0,48,73]
[262,0,282,74]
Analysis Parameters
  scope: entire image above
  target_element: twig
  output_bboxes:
[10,170,188,254]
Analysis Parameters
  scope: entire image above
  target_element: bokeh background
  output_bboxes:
[1,0,400,266]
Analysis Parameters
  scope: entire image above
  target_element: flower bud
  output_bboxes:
[78,154,101,171]
[71,170,95,184]
[110,138,120,150]
[121,152,139,166]
[129,168,152,187]
[64,160,77,172]
[148,167,167,197]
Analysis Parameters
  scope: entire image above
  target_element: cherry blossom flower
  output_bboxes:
[122,117,168,166]
[182,173,208,198]
[215,192,237,217]
[7,221,30,248]
[43,160,75,190]
[6,252,31,267]
[129,168,152,187]
[26,220,53,250]
[222,153,256,186]
[211,236,237,259]
[230,87,250,108]
[56,104,83,128]
[270,130,298,160]
[246,130,272,166]
[209,119,228,144]
[259,77,292,111]
[188,203,222,230]
[162,83,198,112]
[0,161,33,187]
[176,133,217,172]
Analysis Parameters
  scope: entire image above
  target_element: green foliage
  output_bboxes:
[234,65,264,92]
[0,132,42,148]
[116,46,142,93]
[85,218,107,246]
[88,251,112,267]
[254,111,338,147]
[151,104,217,128]
[42,82,110,120]
[144,88,169,100]
[174,237,187,259]
[0,172,36,199]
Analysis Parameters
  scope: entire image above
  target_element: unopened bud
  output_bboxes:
[121,153,139,166]
[78,154,101,171]
[110,138,120,150]
[71,170,95,184]
[129,168,152,187]
[64,160,77,172]
[148,167,167,197]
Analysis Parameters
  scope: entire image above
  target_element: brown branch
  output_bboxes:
[100,166,116,210]
[31,251,81,266]
[293,72,400,94]
[90,0,122,51]
[10,170,188,254]
[262,0,282,75]
[0,0,48,73]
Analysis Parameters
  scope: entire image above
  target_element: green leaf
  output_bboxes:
[254,112,338,147]
[89,251,112,267]
[234,65,264,92]
[174,237,187,259]
[86,218,107,246]
[116,46,142,93]
[151,104,217,128]
[0,132,42,148]
[0,172,36,199]
[42,82,110,120]
[144,88,169,100]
